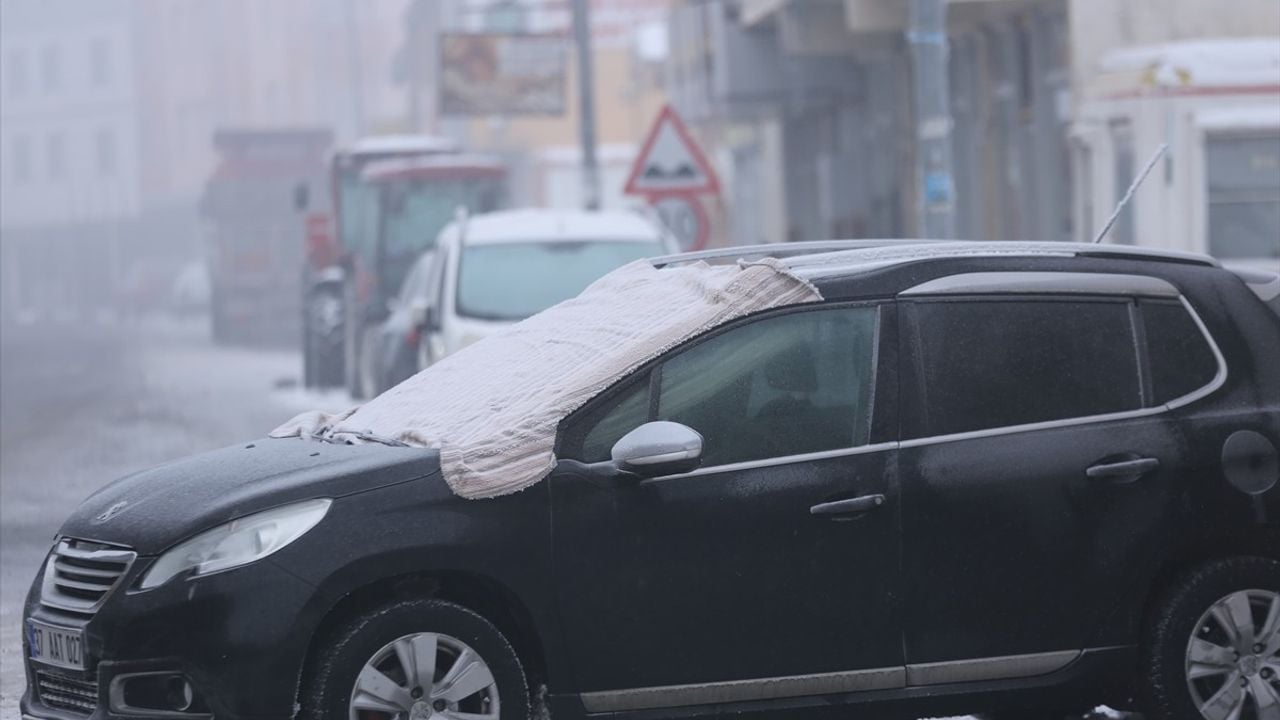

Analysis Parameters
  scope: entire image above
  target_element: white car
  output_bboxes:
[380,209,677,386]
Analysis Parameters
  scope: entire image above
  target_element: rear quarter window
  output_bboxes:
[1140,299,1219,404]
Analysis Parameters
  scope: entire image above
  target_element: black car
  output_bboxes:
[21,240,1280,720]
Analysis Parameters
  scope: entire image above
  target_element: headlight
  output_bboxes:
[139,498,331,590]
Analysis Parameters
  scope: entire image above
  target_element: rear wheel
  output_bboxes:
[1137,556,1280,720]
[300,598,529,720]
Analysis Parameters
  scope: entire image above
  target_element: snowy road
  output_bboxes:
[0,317,1133,719]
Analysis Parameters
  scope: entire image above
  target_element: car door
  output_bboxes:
[896,284,1197,682]
[549,302,905,712]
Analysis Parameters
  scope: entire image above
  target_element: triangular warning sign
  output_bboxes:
[624,105,720,196]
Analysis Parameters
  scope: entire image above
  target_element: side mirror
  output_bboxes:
[409,300,438,332]
[611,421,704,477]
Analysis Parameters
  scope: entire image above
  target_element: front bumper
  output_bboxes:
[21,549,322,720]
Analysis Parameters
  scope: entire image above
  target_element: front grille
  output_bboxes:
[35,670,98,715]
[40,538,136,615]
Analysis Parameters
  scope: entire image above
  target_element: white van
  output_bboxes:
[403,208,676,374]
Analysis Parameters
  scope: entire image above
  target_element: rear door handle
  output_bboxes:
[1086,457,1160,481]
[810,494,886,518]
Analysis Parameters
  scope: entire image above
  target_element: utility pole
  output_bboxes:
[571,0,601,210]
[908,0,955,239]
[344,0,366,138]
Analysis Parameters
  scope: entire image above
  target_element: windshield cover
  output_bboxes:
[457,240,668,321]
[272,259,821,499]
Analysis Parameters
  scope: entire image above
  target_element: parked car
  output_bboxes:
[353,208,677,398]
[21,240,1280,720]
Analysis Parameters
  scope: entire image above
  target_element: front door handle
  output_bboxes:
[1086,457,1160,482]
[810,494,886,518]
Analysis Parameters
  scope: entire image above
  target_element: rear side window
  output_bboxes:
[908,299,1143,438]
[1141,299,1218,404]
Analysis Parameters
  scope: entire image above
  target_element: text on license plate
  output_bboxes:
[27,621,85,670]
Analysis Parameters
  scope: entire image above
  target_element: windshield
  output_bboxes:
[379,177,505,296]
[457,240,666,321]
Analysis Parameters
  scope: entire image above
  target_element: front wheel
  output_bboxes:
[300,598,529,720]
[1137,556,1280,720]
[306,289,345,388]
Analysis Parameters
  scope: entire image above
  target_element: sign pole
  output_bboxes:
[908,0,955,239]
[571,0,601,210]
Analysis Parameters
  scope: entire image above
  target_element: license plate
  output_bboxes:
[27,621,85,671]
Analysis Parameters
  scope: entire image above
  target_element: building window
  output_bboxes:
[12,135,33,182]
[45,132,66,180]
[1206,132,1280,260]
[95,128,117,176]
[90,37,111,86]
[5,50,28,96]
[41,43,60,92]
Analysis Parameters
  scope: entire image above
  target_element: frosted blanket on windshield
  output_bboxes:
[271,258,821,499]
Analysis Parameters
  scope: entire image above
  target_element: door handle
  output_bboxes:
[810,494,886,518]
[1086,457,1160,482]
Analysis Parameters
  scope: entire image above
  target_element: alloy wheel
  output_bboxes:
[1185,589,1280,720]
[349,632,500,720]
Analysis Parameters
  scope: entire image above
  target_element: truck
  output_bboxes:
[201,128,333,346]
[298,135,508,393]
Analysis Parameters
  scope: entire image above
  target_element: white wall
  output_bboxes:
[0,18,140,228]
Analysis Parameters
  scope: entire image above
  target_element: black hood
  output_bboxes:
[59,437,442,555]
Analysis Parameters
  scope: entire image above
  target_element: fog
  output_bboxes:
[1,1,1277,716]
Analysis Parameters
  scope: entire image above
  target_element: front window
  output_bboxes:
[574,305,881,466]
[456,240,666,321]
[397,252,435,306]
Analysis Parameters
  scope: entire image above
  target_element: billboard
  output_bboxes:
[440,33,568,116]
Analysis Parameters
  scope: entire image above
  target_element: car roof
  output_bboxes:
[440,208,666,246]
[361,153,506,183]
[652,240,1218,277]
[343,134,460,157]
[649,240,1226,299]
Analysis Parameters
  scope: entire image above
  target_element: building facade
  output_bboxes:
[0,0,142,317]
[667,0,1279,253]
[0,0,411,320]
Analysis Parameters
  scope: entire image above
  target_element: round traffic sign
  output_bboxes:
[651,195,709,252]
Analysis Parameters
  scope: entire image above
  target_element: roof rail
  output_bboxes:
[649,239,1220,270]
[649,239,951,267]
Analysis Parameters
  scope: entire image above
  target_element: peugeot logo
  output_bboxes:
[93,501,129,524]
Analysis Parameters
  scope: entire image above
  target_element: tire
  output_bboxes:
[1137,556,1280,720]
[306,289,345,389]
[300,598,529,720]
